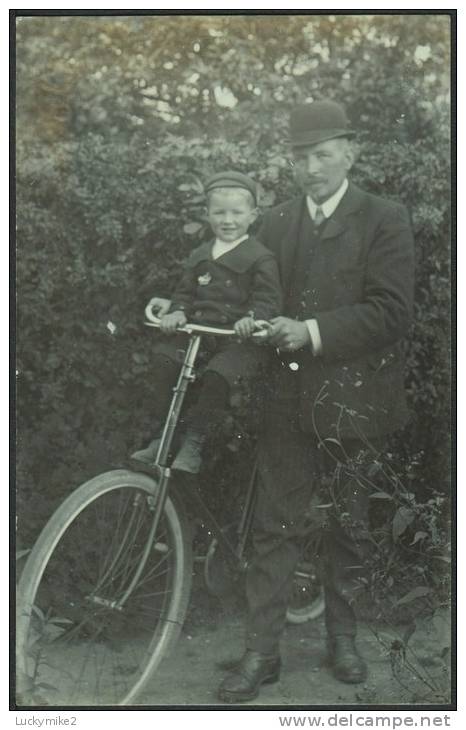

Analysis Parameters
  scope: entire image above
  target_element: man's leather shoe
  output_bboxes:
[327,635,367,684]
[218,650,281,703]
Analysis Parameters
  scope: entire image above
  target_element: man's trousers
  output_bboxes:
[245,373,376,655]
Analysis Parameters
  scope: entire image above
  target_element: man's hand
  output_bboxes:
[234,316,256,340]
[267,317,311,352]
[147,297,172,317]
[160,311,187,334]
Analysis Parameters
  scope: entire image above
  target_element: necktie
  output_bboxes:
[314,206,325,227]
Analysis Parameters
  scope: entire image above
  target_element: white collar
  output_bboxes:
[306,178,349,221]
[212,234,248,251]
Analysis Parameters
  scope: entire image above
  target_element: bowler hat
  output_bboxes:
[289,100,355,148]
[205,171,257,205]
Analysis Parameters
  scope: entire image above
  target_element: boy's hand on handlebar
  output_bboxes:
[234,316,256,340]
[160,311,187,334]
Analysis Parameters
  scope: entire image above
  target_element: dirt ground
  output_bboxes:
[136,581,452,708]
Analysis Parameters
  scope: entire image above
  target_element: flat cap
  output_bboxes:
[289,100,355,148]
[205,170,257,204]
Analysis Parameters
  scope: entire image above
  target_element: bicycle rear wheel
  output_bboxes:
[16,469,192,706]
[287,531,325,624]
[287,559,325,624]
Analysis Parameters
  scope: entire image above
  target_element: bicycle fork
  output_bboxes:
[114,334,202,609]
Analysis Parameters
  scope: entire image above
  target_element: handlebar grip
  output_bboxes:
[145,303,162,324]
[144,306,271,339]
[251,319,272,340]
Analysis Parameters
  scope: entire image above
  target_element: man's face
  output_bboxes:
[292,137,354,203]
[206,189,258,242]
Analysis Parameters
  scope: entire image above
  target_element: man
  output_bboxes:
[218,100,415,703]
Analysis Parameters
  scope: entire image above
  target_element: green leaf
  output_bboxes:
[395,586,433,606]
[369,491,393,500]
[48,616,74,626]
[36,682,58,692]
[410,531,428,545]
[183,221,203,235]
[392,506,415,541]
[32,605,46,621]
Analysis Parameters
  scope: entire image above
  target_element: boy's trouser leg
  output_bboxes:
[172,372,231,474]
[187,371,231,434]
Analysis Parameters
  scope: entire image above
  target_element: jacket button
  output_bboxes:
[220,315,228,323]
[194,310,202,320]
[225,279,232,287]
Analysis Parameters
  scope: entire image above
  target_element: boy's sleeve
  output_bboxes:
[246,254,283,321]
[169,266,197,314]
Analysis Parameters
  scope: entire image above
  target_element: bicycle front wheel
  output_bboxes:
[17,469,192,706]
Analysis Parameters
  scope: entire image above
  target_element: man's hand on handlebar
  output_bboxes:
[160,310,187,334]
[267,316,311,351]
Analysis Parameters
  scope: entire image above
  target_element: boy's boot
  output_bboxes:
[172,430,205,474]
[131,420,163,465]
[131,438,161,465]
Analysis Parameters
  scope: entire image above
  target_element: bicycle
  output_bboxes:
[16,305,324,707]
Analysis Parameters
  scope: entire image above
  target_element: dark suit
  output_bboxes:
[245,183,415,654]
[258,183,414,440]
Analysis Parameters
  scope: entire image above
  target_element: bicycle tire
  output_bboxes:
[16,469,192,706]
[287,563,325,624]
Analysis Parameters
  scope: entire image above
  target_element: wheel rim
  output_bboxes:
[17,479,187,706]
[287,560,325,623]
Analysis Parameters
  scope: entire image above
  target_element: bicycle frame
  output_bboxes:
[136,311,267,581]
[16,312,323,707]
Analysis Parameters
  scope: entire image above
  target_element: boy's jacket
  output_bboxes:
[170,235,282,325]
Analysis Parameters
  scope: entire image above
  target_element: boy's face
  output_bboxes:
[206,189,258,243]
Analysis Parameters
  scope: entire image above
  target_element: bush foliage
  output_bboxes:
[16,14,451,606]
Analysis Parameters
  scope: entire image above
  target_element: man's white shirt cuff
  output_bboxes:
[306,319,323,356]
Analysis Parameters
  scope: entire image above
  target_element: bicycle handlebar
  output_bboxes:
[144,303,270,339]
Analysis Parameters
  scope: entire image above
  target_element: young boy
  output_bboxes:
[132,171,282,474]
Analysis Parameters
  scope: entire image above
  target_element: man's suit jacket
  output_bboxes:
[257,182,415,441]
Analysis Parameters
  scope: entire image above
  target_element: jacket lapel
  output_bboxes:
[186,236,267,273]
[274,184,365,284]
[320,182,365,241]
[214,237,261,273]
[278,197,307,293]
